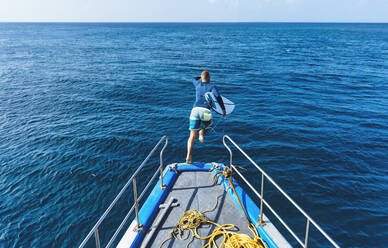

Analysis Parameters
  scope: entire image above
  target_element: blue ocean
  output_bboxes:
[0,23,387,247]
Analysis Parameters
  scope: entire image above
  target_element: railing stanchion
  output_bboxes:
[133,177,142,231]
[259,172,265,225]
[94,228,101,248]
[160,163,165,190]
[159,137,168,190]
[223,136,233,167]
[304,219,310,248]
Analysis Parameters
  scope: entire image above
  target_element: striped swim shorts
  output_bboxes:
[189,107,213,130]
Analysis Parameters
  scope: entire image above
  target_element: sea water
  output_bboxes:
[0,23,387,247]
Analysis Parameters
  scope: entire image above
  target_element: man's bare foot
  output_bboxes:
[186,157,192,164]
[199,130,204,143]
[198,133,204,143]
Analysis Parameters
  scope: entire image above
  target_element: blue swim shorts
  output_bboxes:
[189,107,213,130]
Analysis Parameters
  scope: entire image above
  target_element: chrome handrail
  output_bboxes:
[222,135,340,248]
[79,136,168,248]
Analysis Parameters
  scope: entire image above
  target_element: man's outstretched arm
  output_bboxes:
[192,76,201,86]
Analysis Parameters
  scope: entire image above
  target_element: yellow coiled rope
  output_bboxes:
[160,166,268,248]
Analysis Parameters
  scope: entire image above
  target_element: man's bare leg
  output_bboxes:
[186,130,197,164]
[198,129,205,143]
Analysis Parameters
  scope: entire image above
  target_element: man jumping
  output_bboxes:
[186,70,226,164]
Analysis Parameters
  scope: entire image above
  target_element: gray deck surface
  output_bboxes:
[145,170,251,248]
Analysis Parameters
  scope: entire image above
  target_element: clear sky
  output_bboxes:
[0,0,387,22]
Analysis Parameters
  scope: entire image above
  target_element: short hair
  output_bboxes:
[201,70,210,82]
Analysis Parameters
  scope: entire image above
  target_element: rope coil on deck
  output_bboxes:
[160,166,268,248]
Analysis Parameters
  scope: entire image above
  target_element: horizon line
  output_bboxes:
[1,21,387,24]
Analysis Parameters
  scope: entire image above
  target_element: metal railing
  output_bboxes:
[79,136,168,248]
[222,135,340,248]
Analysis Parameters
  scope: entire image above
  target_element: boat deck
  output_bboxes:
[118,163,291,248]
[146,170,251,247]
